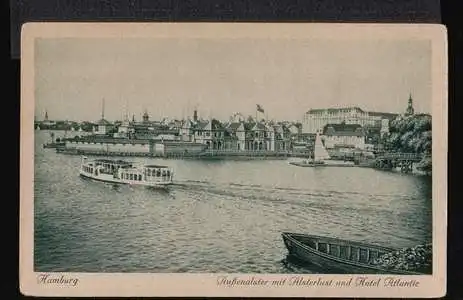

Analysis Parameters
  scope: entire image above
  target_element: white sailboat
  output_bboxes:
[289,132,356,167]
[312,132,331,164]
[289,132,331,167]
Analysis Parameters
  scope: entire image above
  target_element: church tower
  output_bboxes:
[405,93,415,116]
[193,107,198,122]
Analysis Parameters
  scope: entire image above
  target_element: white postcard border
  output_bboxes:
[20,22,448,298]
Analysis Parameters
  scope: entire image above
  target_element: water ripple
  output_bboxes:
[33,131,432,273]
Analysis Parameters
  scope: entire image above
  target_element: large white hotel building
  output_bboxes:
[302,94,415,135]
[302,106,398,134]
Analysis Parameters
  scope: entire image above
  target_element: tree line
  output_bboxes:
[382,114,432,173]
[383,114,432,155]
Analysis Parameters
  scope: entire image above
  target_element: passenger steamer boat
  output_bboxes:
[79,156,174,187]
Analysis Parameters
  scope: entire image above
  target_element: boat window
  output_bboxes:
[349,247,359,261]
[339,246,349,260]
[369,250,378,262]
[359,248,368,263]
[156,169,161,177]
[329,244,339,257]
[130,174,133,180]
[148,169,152,176]
[166,170,170,177]
[162,170,166,176]
[318,243,327,253]
[138,174,142,181]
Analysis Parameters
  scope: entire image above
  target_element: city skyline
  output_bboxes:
[35,38,432,122]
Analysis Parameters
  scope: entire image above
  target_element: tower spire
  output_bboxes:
[101,98,105,119]
[405,92,415,116]
[125,98,129,121]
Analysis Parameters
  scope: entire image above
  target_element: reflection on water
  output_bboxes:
[33,131,432,273]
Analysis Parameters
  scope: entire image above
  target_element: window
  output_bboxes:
[359,249,368,263]
[339,246,349,259]
[318,243,327,253]
[138,174,142,181]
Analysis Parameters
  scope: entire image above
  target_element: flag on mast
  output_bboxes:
[256,104,264,113]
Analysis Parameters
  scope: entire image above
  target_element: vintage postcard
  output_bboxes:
[20,23,447,298]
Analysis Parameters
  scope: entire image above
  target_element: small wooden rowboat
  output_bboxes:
[281,232,426,275]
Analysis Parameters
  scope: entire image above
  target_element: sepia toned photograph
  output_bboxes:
[20,23,447,298]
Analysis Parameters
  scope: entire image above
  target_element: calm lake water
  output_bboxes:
[34,130,432,273]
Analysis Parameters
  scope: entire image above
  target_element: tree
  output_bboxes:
[385,115,432,154]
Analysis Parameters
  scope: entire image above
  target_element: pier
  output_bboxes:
[373,152,425,173]
[55,148,294,160]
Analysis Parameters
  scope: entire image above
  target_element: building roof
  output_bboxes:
[322,123,365,137]
[367,111,399,119]
[226,122,243,131]
[194,120,210,130]
[244,122,266,131]
[272,124,283,131]
[144,165,169,169]
[97,118,111,125]
[307,107,365,114]
[211,119,225,130]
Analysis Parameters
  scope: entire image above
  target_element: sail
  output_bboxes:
[313,133,331,161]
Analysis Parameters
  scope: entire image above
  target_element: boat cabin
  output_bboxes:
[117,164,173,183]
[81,158,133,176]
[80,157,174,185]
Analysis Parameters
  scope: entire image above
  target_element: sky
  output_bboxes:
[35,37,432,122]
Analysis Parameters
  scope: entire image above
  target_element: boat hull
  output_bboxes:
[281,232,424,275]
[79,171,172,188]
